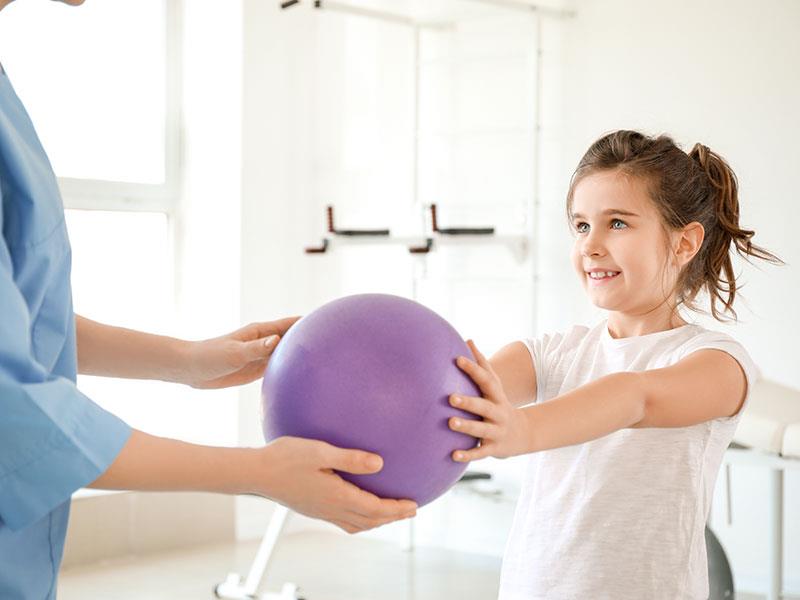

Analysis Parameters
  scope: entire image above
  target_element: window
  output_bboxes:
[0,2,189,438]
[0,0,180,209]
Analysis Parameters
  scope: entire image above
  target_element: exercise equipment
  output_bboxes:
[706,525,734,599]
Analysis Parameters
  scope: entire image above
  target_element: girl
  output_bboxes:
[446,130,782,599]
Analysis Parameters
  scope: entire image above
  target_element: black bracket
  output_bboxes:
[280,0,324,9]
[304,238,329,254]
[406,204,496,253]
[408,237,433,254]
[326,205,390,237]
[305,205,391,254]
[430,203,495,236]
[458,471,492,483]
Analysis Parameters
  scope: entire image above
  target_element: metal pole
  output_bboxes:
[766,468,784,600]
[411,25,424,304]
[243,505,292,595]
[529,15,542,339]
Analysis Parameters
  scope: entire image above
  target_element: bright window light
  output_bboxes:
[0,0,167,184]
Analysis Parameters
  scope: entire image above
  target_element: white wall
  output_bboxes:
[238,0,799,593]
[162,0,244,451]
[536,0,800,593]
[237,0,542,551]
[237,0,318,538]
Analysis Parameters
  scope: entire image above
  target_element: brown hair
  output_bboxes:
[566,130,783,321]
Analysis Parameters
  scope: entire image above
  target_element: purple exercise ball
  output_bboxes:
[261,293,480,506]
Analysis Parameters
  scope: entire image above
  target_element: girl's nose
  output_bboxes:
[581,233,606,257]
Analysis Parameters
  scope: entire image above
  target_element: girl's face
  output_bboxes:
[570,169,680,317]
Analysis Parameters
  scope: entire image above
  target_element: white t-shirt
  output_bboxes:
[498,320,758,600]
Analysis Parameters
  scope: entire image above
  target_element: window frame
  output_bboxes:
[58,0,182,216]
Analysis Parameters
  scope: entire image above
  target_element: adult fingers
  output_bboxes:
[329,518,361,534]
[248,316,302,339]
[345,508,416,532]
[241,335,280,362]
[324,445,384,475]
[347,493,418,521]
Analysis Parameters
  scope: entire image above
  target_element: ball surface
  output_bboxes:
[261,293,480,506]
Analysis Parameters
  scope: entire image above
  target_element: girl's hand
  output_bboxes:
[184,317,300,389]
[448,340,530,461]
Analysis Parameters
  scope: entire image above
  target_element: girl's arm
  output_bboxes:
[75,314,299,388]
[489,342,537,408]
[449,341,747,461]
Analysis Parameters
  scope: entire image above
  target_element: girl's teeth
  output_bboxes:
[589,271,619,279]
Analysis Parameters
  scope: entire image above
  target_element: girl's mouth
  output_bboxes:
[587,271,621,285]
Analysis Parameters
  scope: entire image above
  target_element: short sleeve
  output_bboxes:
[0,210,131,531]
[677,331,760,422]
[521,325,591,404]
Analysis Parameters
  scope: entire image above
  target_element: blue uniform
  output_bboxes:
[0,65,131,599]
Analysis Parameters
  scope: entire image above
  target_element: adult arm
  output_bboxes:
[75,315,299,388]
[91,430,417,533]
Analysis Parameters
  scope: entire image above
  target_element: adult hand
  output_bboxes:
[184,317,300,389]
[90,430,415,534]
[258,436,418,534]
[447,339,528,461]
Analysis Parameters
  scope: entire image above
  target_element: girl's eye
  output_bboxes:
[574,219,626,233]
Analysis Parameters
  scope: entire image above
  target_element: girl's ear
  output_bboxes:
[674,221,705,267]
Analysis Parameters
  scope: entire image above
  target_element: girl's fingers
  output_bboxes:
[449,394,495,419]
[451,445,490,462]
[456,356,503,399]
[449,416,493,439]
[467,339,491,370]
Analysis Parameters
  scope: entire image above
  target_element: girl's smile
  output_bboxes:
[586,268,622,285]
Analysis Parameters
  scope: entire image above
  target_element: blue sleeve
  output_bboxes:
[0,212,131,531]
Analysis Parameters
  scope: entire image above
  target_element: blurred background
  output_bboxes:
[0,0,797,598]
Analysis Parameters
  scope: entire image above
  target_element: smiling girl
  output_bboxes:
[447,130,782,599]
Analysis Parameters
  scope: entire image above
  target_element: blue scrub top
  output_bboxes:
[0,65,132,599]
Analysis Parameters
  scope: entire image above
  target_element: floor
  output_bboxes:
[58,531,779,600]
[58,531,502,600]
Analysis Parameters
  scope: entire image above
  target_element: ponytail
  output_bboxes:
[688,143,783,320]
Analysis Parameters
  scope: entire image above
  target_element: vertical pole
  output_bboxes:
[766,468,783,600]
[242,505,292,595]
[166,0,185,323]
[411,25,423,302]
[529,15,542,339]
